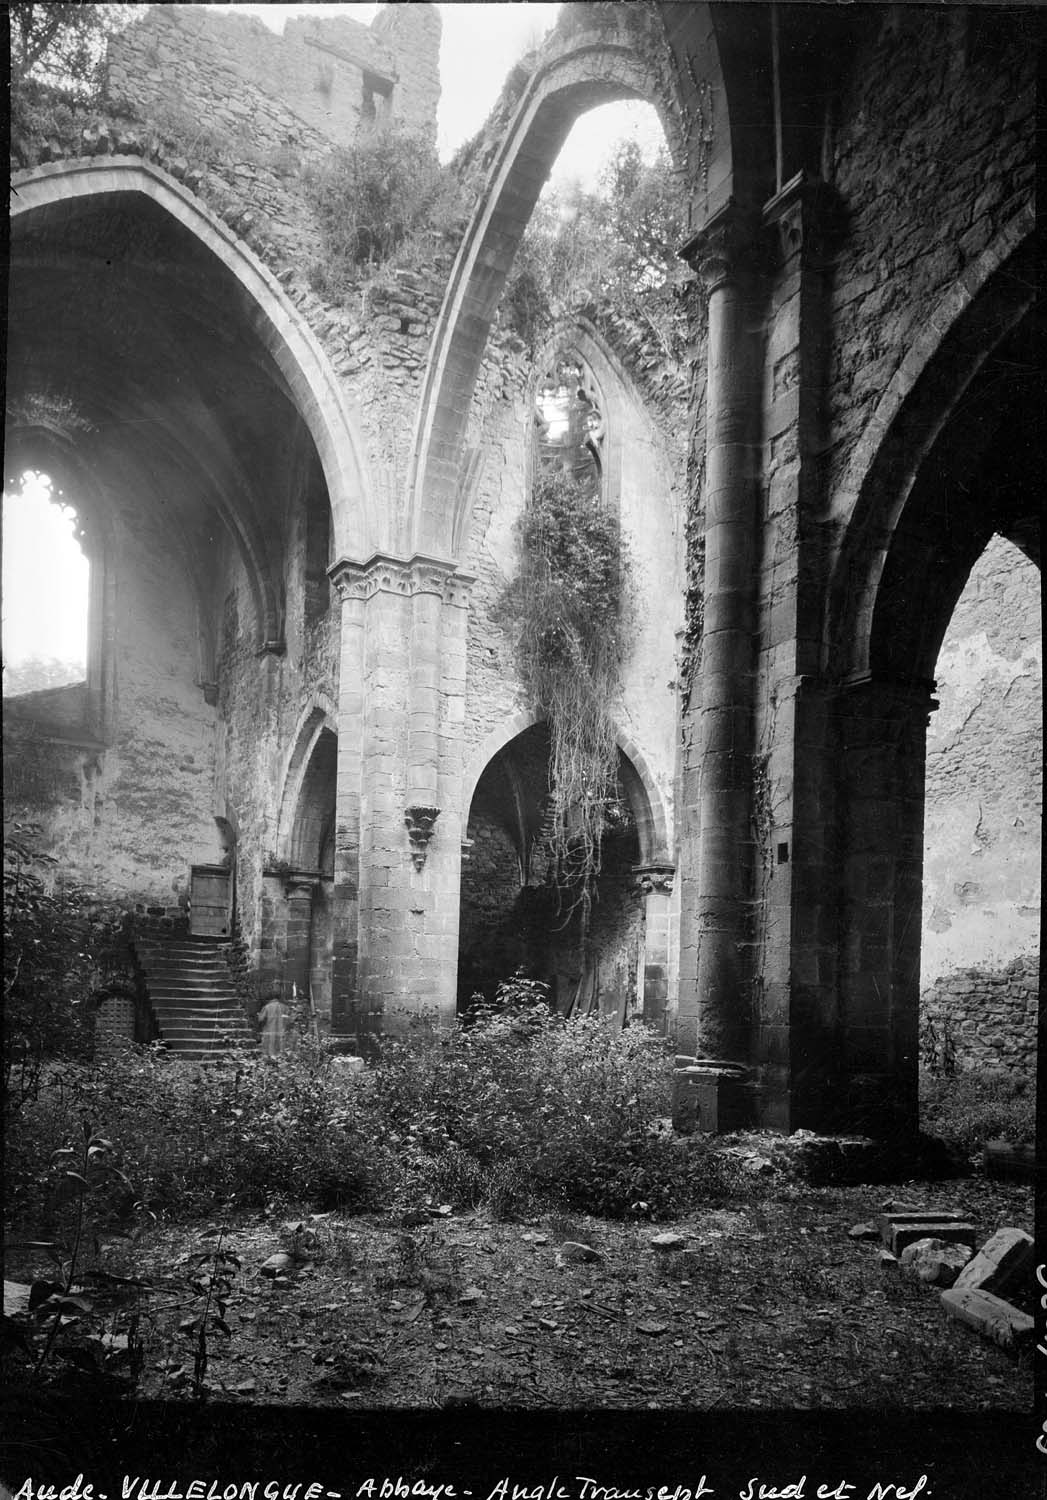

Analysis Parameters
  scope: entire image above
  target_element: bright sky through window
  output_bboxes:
[2,472,89,683]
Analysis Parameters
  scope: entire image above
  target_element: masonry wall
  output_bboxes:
[824,9,1035,521]
[107,4,440,158]
[3,505,220,907]
[922,954,1038,1076]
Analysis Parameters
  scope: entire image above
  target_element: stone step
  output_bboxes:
[143,966,232,977]
[155,1007,247,1021]
[148,981,239,996]
[158,1025,255,1042]
[139,943,231,957]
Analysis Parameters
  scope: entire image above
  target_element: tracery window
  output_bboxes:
[535,353,605,497]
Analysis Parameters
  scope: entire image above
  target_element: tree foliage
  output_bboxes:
[496,469,631,935]
[3,828,129,1114]
[9,3,137,99]
[505,139,689,351]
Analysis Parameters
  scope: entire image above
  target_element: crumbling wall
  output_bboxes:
[107,4,440,157]
[922,955,1038,1076]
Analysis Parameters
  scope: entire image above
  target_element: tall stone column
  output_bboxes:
[283,875,318,999]
[835,676,936,1136]
[328,560,368,1042]
[679,203,764,1066]
[633,863,675,1032]
[405,560,445,861]
[329,552,474,1045]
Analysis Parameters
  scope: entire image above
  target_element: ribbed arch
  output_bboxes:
[10,159,376,562]
[406,32,675,561]
[823,213,1038,682]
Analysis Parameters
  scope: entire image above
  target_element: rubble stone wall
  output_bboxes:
[107,4,440,157]
[922,954,1038,1075]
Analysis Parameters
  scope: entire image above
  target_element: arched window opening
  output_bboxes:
[535,353,605,492]
[919,536,1041,1089]
[2,469,89,698]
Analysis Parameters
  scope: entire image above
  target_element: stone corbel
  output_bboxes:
[405,805,440,870]
[762,170,838,269]
[633,861,675,897]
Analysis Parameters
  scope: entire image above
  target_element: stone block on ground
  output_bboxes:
[876,1211,976,1256]
[940,1286,1035,1351]
[556,1240,603,1265]
[898,1236,973,1287]
[650,1233,687,1253]
[954,1227,1034,1300]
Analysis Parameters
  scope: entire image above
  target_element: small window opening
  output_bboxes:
[362,70,393,125]
[777,842,790,865]
[2,470,89,697]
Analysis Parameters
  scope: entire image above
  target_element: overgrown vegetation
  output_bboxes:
[303,122,464,300]
[3,829,131,1115]
[496,469,632,935]
[504,139,690,353]
[919,1068,1035,1157]
[7,1002,740,1233]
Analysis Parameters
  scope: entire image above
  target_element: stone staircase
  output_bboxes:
[136,934,256,1060]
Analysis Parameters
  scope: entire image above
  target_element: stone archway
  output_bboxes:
[458,719,673,1028]
[819,242,1043,1133]
[405,25,678,561]
[10,159,376,567]
[269,723,338,1026]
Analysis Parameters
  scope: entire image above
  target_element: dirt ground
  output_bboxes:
[6,1173,1032,1411]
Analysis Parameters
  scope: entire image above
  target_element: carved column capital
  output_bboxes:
[678,200,765,296]
[328,552,474,607]
[633,861,676,896]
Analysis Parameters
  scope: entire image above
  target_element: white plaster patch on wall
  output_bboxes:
[921,536,1041,987]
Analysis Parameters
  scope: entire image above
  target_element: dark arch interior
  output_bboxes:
[7,190,335,653]
[457,722,645,1018]
[290,727,337,875]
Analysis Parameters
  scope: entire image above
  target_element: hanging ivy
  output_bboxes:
[497,466,632,937]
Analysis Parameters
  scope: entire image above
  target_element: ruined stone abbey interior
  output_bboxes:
[4,2,1041,1136]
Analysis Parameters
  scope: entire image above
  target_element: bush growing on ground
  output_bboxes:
[375,1003,741,1219]
[6,1047,392,1223]
[7,1002,742,1226]
[919,1067,1035,1156]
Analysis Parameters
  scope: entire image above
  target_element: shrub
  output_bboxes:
[304,122,463,297]
[3,828,132,1115]
[5,1048,393,1223]
[919,1067,1035,1156]
[374,1008,739,1219]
